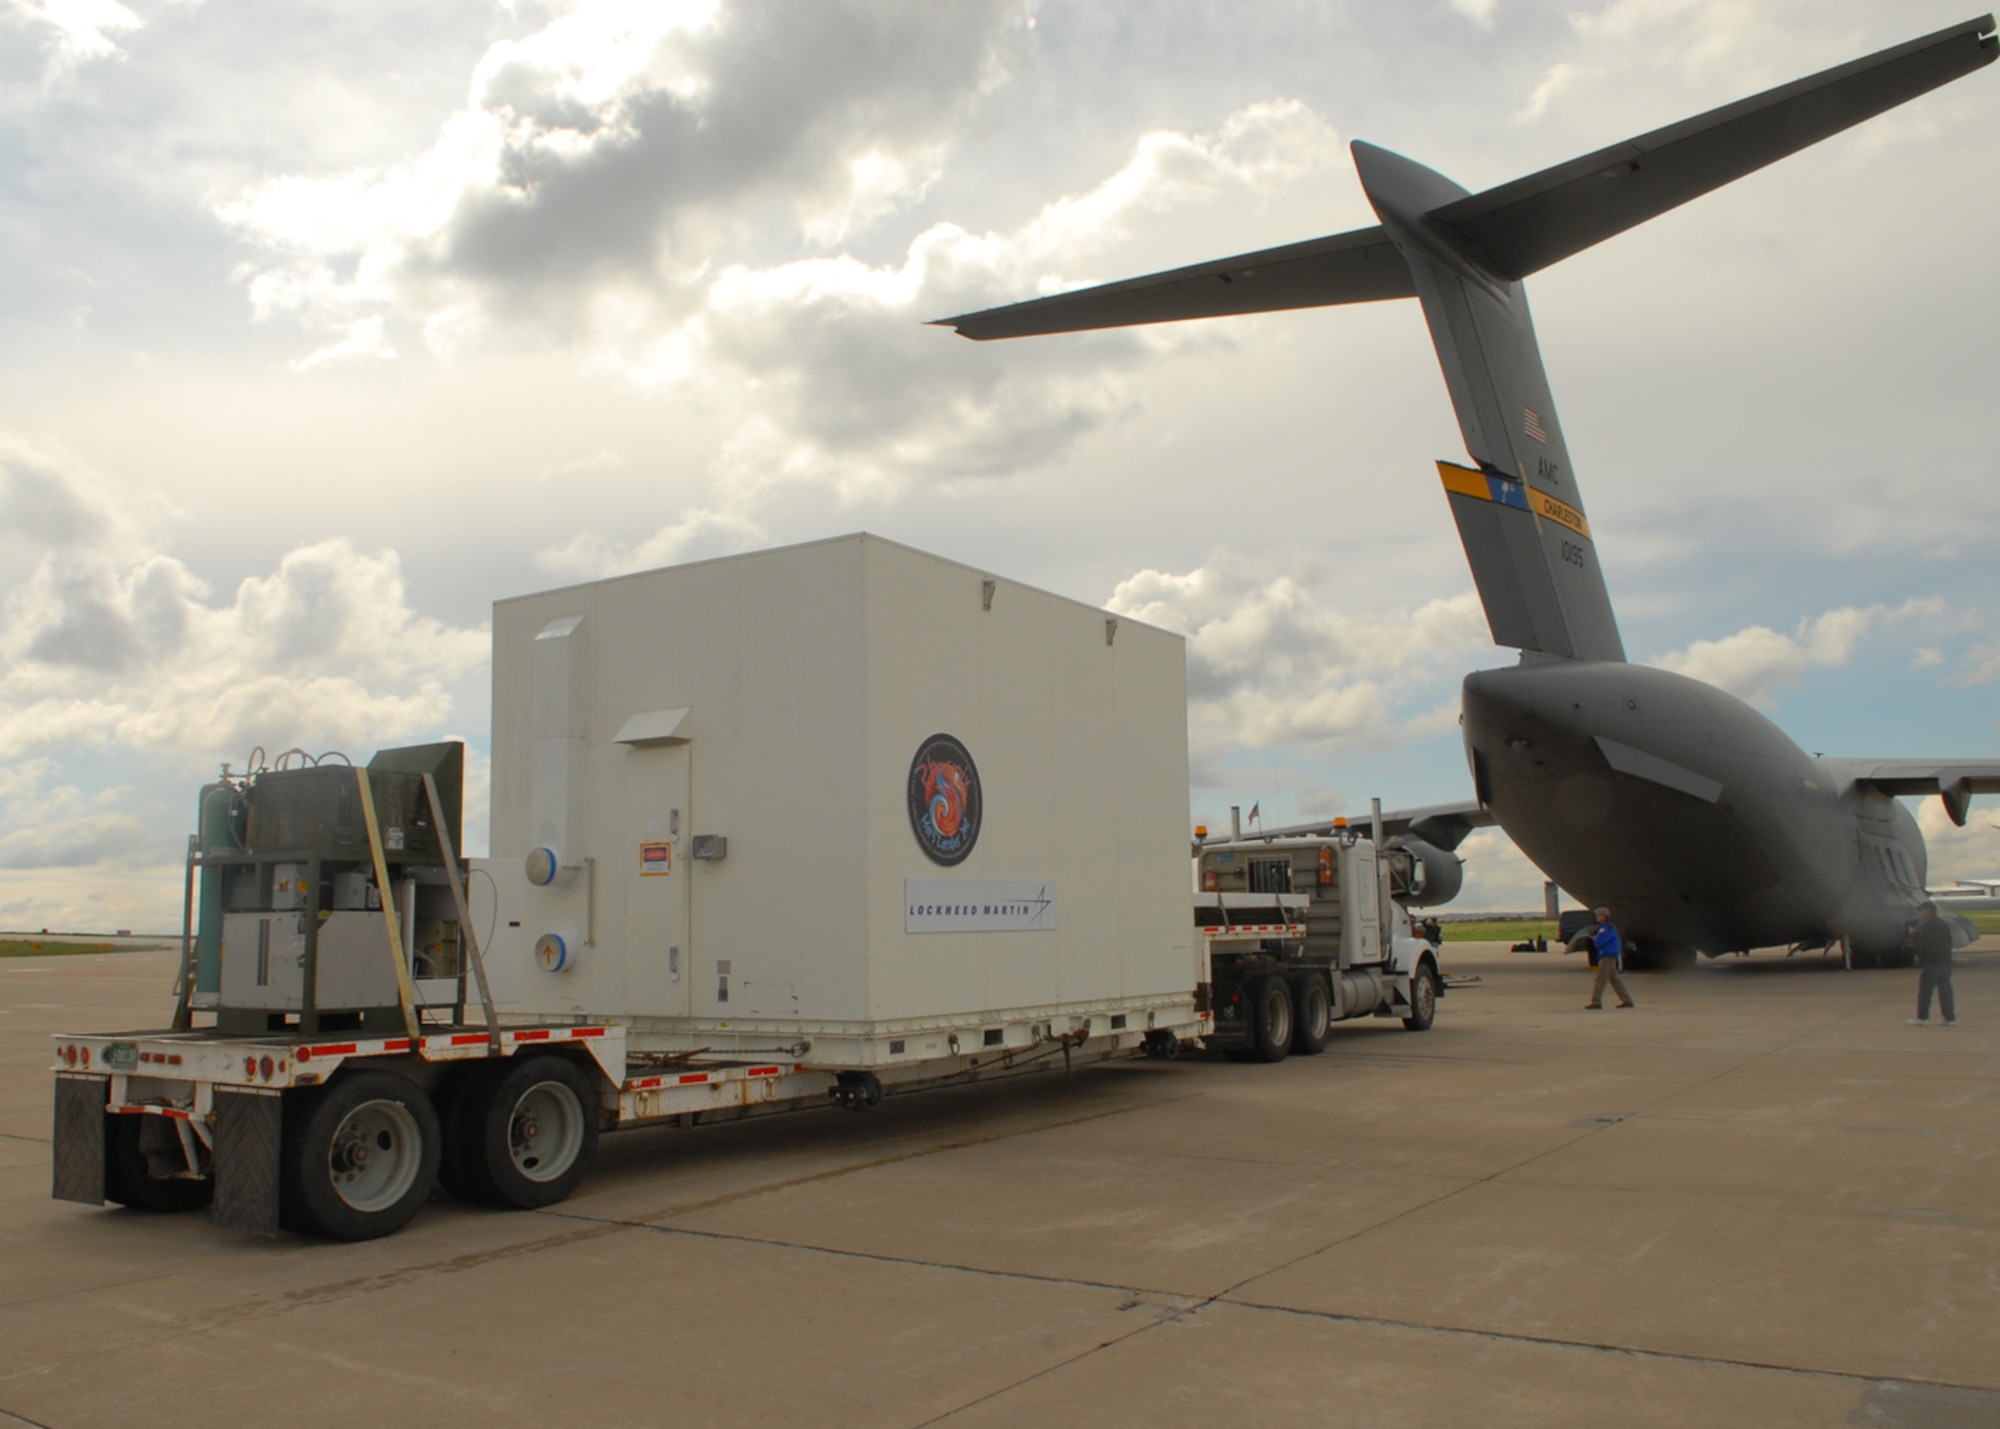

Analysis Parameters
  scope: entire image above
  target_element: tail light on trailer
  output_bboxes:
[1318,847,1333,886]
[1202,869,1217,891]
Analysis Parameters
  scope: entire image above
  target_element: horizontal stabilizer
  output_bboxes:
[1208,799,1495,852]
[1431,15,1998,280]
[1822,757,2000,826]
[933,226,1414,340]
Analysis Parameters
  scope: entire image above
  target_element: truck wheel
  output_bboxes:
[1249,975,1293,1063]
[450,1055,598,1209]
[104,1114,213,1213]
[1402,963,1439,1032]
[281,1071,440,1241]
[1289,974,1332,1056]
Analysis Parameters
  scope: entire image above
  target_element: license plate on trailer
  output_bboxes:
[102,1042,138,1070]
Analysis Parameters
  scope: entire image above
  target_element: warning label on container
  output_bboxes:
[905,878,1056,933]
[639,841,673,877]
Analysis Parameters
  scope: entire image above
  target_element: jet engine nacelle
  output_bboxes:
[1387,836,1463,908]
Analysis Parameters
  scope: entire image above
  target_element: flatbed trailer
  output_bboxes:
[53,1005,1198,1240]
[48,537,1452,1241]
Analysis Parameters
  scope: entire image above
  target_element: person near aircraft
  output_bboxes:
[1909,901,1958,1027]
[1584,908,1635,1011]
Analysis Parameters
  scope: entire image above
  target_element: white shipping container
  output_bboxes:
[480,534,1199,1065]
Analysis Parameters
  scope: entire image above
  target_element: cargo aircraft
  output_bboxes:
[938,18,2000,967]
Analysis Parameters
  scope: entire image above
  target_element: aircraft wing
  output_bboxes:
[1820,758,2000,826]
[1430,15,1997,280]
[1213,799,1494,852]
[936,16,1995,340]
[932,225,1414,341]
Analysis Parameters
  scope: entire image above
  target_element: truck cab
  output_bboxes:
[1194,832,1443,1061]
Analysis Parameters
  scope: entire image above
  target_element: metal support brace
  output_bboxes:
[422,771,502,1053]
[354,766,423,1042]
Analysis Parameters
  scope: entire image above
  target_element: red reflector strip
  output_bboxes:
[304,1043,359,1060]
[513,1030,551,1042]
[747,1066,780,1078]
[572,1027,606,1038]
[678,1072,709,1085]
[450,1033,489,1046]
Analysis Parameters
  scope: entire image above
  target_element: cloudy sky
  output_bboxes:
[3,0,1997,931]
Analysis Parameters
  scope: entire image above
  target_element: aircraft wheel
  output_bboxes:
[1289,973,1332,1056]
[1248,975,1293,1063]
[1402,963,1439,1032]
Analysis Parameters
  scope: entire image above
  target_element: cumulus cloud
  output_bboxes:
[1512,1,1811,133]
[219,0,1039,340]
[525,94,1343,572]
[1649,600,1939,706]
[0,436,486,761]
[535,502,764,579]
[1108,547,1489,760]
[3,0,141,95]
[0,762,151,869]
[1914,795,2000,888]
[220,0,1344,526]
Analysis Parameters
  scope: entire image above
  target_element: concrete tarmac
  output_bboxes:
[1,943,1995,1427]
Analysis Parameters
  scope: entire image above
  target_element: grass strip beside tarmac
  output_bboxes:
[1442,920,1556,943]
[0,939,123,958]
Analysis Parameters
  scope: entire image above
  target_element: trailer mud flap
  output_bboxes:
[52,1073,109,1205]
[212,1087,283,1234]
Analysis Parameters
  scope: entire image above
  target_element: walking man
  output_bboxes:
[1584,907,1635,1010]
[1909,900,1957,1027]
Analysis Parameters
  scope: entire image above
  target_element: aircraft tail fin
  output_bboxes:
[1436,461,1608,658]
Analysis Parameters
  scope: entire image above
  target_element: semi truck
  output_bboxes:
[50,535,1451,1241]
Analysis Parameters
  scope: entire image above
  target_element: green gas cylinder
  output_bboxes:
[192,782,237,996]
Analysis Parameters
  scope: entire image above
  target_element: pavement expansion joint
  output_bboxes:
[545,1211,1178,1301]
[1212,1295,2000,1400]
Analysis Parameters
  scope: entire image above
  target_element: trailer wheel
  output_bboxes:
[450,1055,599,1209]
[1402,963,1439,1032]
[1289,974,1332,1056]
[281,1071,439,1241]
[1248,975,1293,1063]
[103,1114,213,1213]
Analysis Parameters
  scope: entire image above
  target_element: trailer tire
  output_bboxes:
[1402,962,1439,1032]
[103,1114,213,1213]
[1289,973,1332,1056]
[450,1055,599,1209]
[1248,975,1293,1063]
[281,1071,440,1241]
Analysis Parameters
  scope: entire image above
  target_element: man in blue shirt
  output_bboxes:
[1586,907,1635,1010]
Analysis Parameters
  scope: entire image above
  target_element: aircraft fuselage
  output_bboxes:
[1463,660,1927,958]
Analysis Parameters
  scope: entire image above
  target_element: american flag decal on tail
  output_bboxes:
[1523,407,1548,443]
